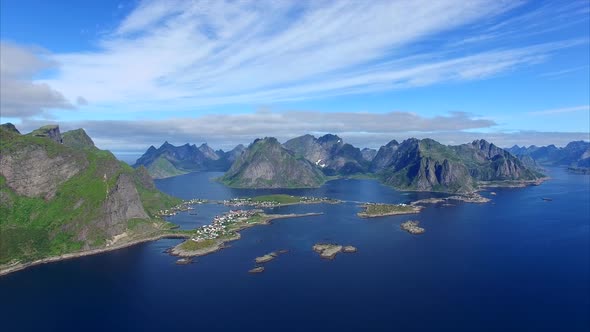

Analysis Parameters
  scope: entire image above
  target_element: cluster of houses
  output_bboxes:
[366,202,408,207]
[190,209,261,243]
[222,198,276,208]
[156,198,208,217]
[223,196,332,208]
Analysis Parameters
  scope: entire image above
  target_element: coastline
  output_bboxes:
[0,176,546,277]
[170,212,323,257]
[0,232,190,277]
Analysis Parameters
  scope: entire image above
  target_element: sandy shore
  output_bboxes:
[0,232,190,277]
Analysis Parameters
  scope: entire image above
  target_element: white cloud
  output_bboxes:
[0,42,75,118]
[37,0,583,113]
[14,109,588,154]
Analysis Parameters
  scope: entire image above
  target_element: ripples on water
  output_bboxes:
[1,168,588,331]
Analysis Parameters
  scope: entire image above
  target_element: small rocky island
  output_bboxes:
[255,253,278,264]
[313,243,358,259]
[248,266,265,273]
[248,250,290,274]
[400,221,425,234]
[357,203,422,218]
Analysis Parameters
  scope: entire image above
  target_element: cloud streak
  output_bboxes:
[30,0,583,113]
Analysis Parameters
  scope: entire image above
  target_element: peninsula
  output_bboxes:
[357,203,422,218]
[170,210,322,258]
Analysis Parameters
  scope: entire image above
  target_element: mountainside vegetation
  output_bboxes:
[0,124,180,266]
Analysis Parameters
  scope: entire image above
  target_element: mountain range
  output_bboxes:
[133,142,245,178]
[507,141,590,170]
[134,134,554,191]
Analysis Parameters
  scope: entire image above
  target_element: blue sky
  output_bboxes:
[0,0,589,152]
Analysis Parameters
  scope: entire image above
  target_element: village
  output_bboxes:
[156,198,208,217]
[222,195,337,208]
[190,209,262,243]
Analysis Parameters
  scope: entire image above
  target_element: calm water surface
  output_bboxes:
[1,168,588,331]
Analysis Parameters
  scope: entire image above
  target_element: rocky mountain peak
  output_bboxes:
[0,123,20,135]
[62,128,96,149]
[29,125,63,144]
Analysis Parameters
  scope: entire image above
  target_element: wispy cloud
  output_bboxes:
[28,0,583,113]
[0,42,76,118]
[528,105,590,115]
[539,65,589,78]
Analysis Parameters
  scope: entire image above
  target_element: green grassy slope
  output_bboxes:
[0,127,180,265]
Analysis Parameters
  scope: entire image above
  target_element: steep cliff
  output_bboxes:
[376,139,475,192]
[283,134,368,175]
[221,137,325,188]
[28,124,63,144]
[372,138,543,193]
[361,148,377,162]
[0,124,180,265]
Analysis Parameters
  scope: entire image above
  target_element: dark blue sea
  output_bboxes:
[1,167,588,331]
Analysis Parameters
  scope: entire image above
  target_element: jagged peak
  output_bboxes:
[471,139,495,148]
[400,137,420,145]
[564,140,589,149]
[385,139,399,147]
[317,133,342,144]
[253,137,279,145]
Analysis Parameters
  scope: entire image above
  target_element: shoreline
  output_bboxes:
[169,212,323,257]
[0,232,190,277]
[0,176,547,277]
[357,204,423,218]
